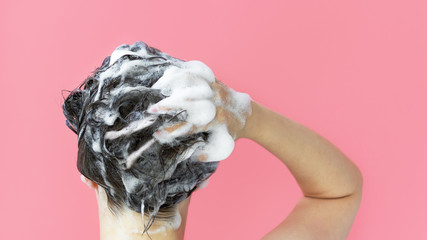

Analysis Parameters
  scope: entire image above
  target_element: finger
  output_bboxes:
[151,97,216,126]
[151,65,214,97]
[147,104,188,124]
[171,83,213,100]
[146,103,174,114]
[150,66,182,96]
[195,153,208,162]
[176,141,206,163]
[153,121,195,144]
[210,79,230,104]
[192,124,235,162]
[162,121,190,133]
[105,114,158,140]
[181,60,216,83]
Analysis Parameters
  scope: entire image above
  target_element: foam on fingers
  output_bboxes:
[148,57,249,164]
[151,97,216,126]
[153,122,194,144]
[192,124,235,162]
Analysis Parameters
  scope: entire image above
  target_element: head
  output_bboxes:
[62,41,218,232]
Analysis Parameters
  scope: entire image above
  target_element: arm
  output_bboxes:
[147,76,363,239]
[237,101,363,240]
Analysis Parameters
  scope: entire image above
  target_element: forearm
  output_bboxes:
[239,100,363,198]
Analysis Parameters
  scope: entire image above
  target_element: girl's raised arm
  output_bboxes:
[237,101,363,240]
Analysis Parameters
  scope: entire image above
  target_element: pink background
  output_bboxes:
[1,0,426,239]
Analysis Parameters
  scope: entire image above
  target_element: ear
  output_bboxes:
[80,174,98,191]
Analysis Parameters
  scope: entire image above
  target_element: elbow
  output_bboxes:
[351,165,364,197]
[335,162,364,199]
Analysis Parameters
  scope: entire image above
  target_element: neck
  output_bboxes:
[95,187,190,240]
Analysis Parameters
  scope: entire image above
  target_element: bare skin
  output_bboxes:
[82,176,192,240]
[241,101,363,240]
[82,79,363,239]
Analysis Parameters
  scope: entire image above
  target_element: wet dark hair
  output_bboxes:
[62,41,218,233]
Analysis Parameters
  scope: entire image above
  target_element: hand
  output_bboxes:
[146,62,252,162]
[208,79,253,140]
